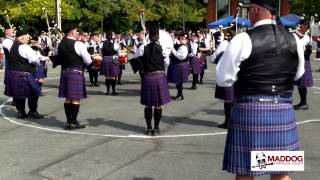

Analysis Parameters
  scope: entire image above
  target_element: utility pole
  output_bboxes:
[182,0,185,31]
[56,0,62,30]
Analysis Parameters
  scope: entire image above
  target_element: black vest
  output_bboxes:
[9,40,36,74]
[58,37,84,70]
[101,40,117,56]
[170,44,188,65]
[142,42,165,73]
[235,25,299,97]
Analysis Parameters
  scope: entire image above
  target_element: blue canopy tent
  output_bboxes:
[208,16,251,29]
[280,17,297,27]
[280,14,300,27]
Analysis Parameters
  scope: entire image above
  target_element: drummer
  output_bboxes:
[114,33,127,85]
[100,31,120,95]
[87,33,101,87]
[131,31,146,77]
[167,32,190,100]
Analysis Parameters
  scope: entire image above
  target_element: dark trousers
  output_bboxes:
[89,69,99,85]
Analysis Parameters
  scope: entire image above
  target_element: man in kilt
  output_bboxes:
[188,33,200,90]
[58,23,92,130]
[100,31,120,95]
[167,32,190,100]
[87,33,101,87]
[4,29,44,119]
[212,28,235,129]
[216,0,305,179]
[141,26,171,136]
[31,37,48,96]
[197,31,211,84]
[294,22,314,110]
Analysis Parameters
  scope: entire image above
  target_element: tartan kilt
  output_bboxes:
[99,56,120,77]
[214,85,234,102]
[223,95,300,176]
[36,61,46,79]
[4,70,41,98]
[140,72,172,107]
[167,62,189,84]
[189,57,201,75]
[294,60,313,87]
[58,69,87,99]
[200,55,208,70]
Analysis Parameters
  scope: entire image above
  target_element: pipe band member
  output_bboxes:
[216,0,305,179]
[58,23,92,130]
[140,25,172,136]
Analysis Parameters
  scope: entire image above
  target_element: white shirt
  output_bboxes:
[301,34,310,49]
[133,41,145,58]
[211,40,229,63]
[2,37,14,52]
[18,44,40,64]
[171,44,188,60]
[216,19,305,87]
[188,41,198,57]
[67,37,92,66]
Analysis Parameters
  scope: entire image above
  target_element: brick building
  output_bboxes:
[206,0,292,23]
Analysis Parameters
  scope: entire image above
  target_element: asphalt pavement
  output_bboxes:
[0,58,319,180]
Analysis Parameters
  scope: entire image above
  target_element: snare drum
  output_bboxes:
[92,54,102,69]
[118,53,128,65]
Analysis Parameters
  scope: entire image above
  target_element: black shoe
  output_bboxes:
[90,84,94,87]
[17,111,28,119]
[217,123,228,129]
[28,111,44,119]
[94,83,100,87]
[105,92,110,95]
[111,92,118,96]
[145,128,152,135]
[173,95,184,101]
[189,86,197,90]
[294,103,308,110]
[199,80,203,84]
[152,128,160,136]
[117,81,123,85]
[65,122,86,130]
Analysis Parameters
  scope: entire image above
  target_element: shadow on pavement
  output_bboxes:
[162,115,218,127]
[86,118,145,134]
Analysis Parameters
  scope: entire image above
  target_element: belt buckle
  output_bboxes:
[273,98,278,104]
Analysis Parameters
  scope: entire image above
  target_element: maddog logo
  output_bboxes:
[251,151,304,171]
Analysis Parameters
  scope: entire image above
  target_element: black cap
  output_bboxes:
[62,23,78,34]
[178,31,188,39]
[148,25,159,41]
[4,24,11,30]
[251,0,277,14]
[15,29,29,37]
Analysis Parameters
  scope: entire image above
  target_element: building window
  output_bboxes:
[240,0,250,4]
[217,0,229,19]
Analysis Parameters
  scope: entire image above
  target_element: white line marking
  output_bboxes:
[312,86,320,90]
[314,92,320,94]
[0,100,319,139]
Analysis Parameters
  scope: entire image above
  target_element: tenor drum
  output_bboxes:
[92,54,102,69]
[119,53,128,65]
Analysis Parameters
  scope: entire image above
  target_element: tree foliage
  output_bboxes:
[2,0,320,33]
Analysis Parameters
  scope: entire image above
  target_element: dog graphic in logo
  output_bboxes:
[252,152,273,169]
